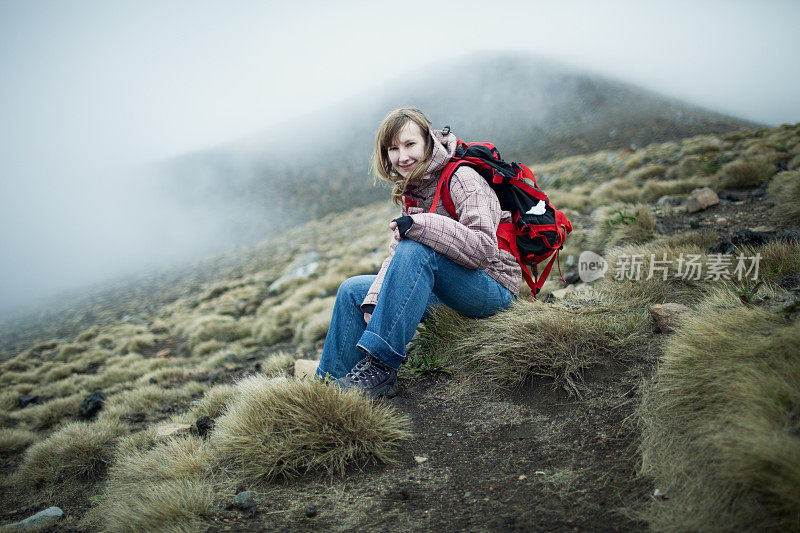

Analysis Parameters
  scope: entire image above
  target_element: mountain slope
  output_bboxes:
[159,52,755,245]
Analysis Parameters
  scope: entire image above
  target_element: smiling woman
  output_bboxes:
[315,107,522,397]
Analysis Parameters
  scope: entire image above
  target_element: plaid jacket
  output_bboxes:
[362,130,522,309]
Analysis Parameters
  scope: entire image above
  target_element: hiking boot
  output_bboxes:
[335,353,398,399]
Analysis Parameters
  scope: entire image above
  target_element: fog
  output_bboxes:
[1,0,799,312]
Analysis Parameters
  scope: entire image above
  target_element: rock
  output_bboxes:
[196,416,214,438]
[79,391,107,419]
[7,506,63,530]
[293,359,319,379]
[776,273,800,290]
[18,394,39,408]
[518,474,527,481]
[709,229,772,255]
[153,422,191,440]
[686,187,719,213]
[225,353,237,363]
[414,456,428,464]
[233,490,255,509]
[551,286,575,300]
[649,303,691,333]
[156,348,172,357]
[715,217,728,226]
[655,195,675,206]
[268,253,321,293]
[749,225,775,233]
[304,504,318,517]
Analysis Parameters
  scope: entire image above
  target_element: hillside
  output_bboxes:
[157,52,754,246]
[0,123,798,531]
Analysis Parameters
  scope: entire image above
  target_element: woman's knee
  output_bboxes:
[337,275,374,302]
[394,239,434,260]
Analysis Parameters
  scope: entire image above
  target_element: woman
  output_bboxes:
[315,107,521,397]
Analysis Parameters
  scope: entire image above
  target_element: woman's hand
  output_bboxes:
[364,312,371,324]
[389,220,400,240]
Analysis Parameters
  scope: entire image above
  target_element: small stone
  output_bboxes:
[518,475,527,481]
[293,359,319,379]
[8,506,63,530]
[655,195,675,206]
[79,391,107,419]
[551,286,575,300]
[196,416,214,438]
[715,217,728,225]
[653,488,667,500]
[305,504,318,517]
[749,225,775,233]
[156,348,172,357]
[649,303,691,333]
[18,394,39,408]
[233,490,255,510]
[225,353,237,363]
[153,423,191,440]
[414,456,428,464]
[686,187,719,213]
[446,433,453,437]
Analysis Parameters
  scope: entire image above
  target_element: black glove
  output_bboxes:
[393,215,413,238]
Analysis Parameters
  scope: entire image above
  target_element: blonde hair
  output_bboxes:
[371,107,434,205]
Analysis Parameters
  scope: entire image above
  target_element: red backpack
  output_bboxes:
[427,129,572,296]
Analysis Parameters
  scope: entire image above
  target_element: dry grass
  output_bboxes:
[0,427,38,454]
[213,375,411,484]
[14,393,85,430]
[13,419,126,488]
[589,204,657,253]
[767,170,800,229]
[593,240,723,309]
[176,314,251,350]
[636,290,800,531]
[94,437,218,532]
[412,299,646,395]
[97,382,206,424]
[719,158,775,188]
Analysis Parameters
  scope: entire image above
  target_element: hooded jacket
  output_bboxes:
[361,129,522,310]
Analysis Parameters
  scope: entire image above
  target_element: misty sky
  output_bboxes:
[1,0,799,311]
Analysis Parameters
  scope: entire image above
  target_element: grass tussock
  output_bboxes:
[178,314,251,350]
[96,437,218,532]
[594,240,725,309]
[767,170,800,229]
[213,375,411,483]
[719,158,775,188]
[0,427,38,454]
[412,299,646,394]
[14,419,126,488]
[637,292,800,531]
[590,204,657,253]
[15,393,85,430]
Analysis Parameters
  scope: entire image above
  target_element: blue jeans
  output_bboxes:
[316,239,515,379]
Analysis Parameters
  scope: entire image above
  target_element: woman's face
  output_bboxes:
[387,121,427,178]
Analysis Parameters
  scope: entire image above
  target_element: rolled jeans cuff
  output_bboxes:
[357,331,404,370]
